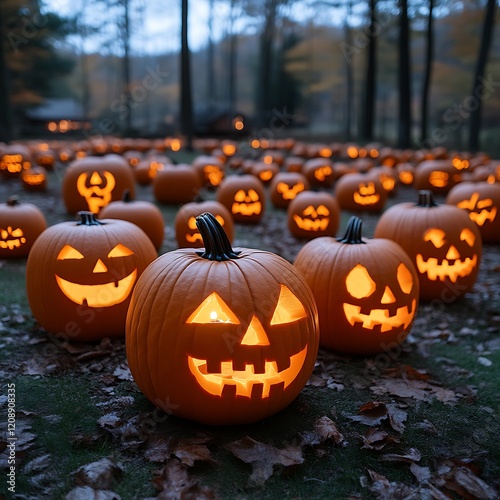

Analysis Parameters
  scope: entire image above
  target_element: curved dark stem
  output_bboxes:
[6,196,19,207]
[416,190,438,207]
[196,212,241,261]
[337,216,365,244]
[77,211,105,226]
[122,189,133,202]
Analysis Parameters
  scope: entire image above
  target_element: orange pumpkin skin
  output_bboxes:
[62,155,135,214]
[126,213,319,425]
[0,145,31,178]
[302,158,334,187]
[334,173,387,212]
[175,200,234,248]
[287,191,340,239]
[413,160,461,194]
[294,217,419,355]
[269,172,310,209]
[446,182,500,244]
[26,212,157,342]
[153,164,202,205]
[21,166,48,192]
[374,191,482,301]
[99,192,165,251]
[0,197,47,259]
[216,174,265,223]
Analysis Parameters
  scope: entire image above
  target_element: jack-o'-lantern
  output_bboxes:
[134,157,168,185]
[0,145,31,178]
[192,156,225,188]
[126,212,319,425]
[32,149,56,170]
[123,150,143,168]
[302,158,334,187]
[217,175,265,223]
[375,191,482,301]
[153,164,202,205]
[446,181,500,243]
[288,191,340,239]
[451,156,470,172]
[250,161,280,184]
[414,160,461,193]
[334,173,387,212]
[261,150,284,166]
[294,216,419,355]
[26,212,157,341]
[0,197,47,259]
[396,162,415,186]
[284,156,305,173]
[21,166,48,192]
[379,147,403,167]
[175,200,234,248]
[269,172,310,208]
[99,191,165,251]
[369,167,397,195]
[62,155,135,214]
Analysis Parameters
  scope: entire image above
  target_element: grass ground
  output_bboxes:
[1,151,499,499]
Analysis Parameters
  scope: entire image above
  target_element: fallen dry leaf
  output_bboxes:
[225,436,303,486]
[382,365,430,381]
[72,457,123,490]
[173,438,216,467]
[348,401,388,427]
[65,485,122,499]
[152,458,218,499]
[361,428,400,450]
[380,448,421,463]
[386,403,407,434]
[410,462,431,484]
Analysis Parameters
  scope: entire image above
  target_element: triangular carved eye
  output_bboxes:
[460,228,476,247]
[108,244,134,258]
[397,263,414,294]
[57,245,84,260]
[270,284,307,325]
[186,292,240,324]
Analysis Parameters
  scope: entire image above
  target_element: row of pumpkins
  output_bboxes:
[0,141,498,425]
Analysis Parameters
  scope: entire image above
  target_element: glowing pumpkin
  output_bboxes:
[294,216,419,355]
[334,173,387,212]
[21,166,48,192]
[26,212,157,341]
[287,191,340,239]
[0,145,31,178]
[446,182,500,244]
[302,158,334,187]
[126,212,319,425]
[62,155,135,214]
[0,197,47,259]
[153,164,202,205]
[414,160,461,194]
[374,191,482,301]
[192,156,225,188]
[217,175,265,223]
[175,200,234,248]
[250,161,280,184]
[269,172,310,208]
[134,157,168,185]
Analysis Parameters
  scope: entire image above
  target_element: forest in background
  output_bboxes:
[0,0,499,153]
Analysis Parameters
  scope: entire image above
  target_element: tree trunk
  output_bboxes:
[397,0,412,148]
[207,0,215,111]
[123,0,132,135]
[180,0,193,150]
[468,0,496,152]
[420,0,434,144]
[228,0,237,133]
[0,3,13,143]
[361,0,377,142]
[344,12,353,142]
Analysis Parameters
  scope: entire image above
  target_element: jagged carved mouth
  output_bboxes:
[293,216,330,231]
[187,346,307,398]
[55,269,137,307]
[186,233,202,243]
[232,202,262,215]
[416,255,477,282]
[0,238,26,250]
[343,299,416,333]
[353,193,380,205]
[469,208,496,226]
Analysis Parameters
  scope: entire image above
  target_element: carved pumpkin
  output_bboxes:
[269,172,310,209]
[0,145,31,178]
[21,166,48,192]
[414,160,462,194]
[0,197,47,259]
[334,173,387,212]
[126,212,319,425]
[26,212,157,341]
[294,216,419,355]
[284,156,305,173]
[446,182,500,244]
[287,191,340,239]
[396,162,415,186]
[153,164,202,205]
[217,174,265,223]
[99,191,165,251]
[175,201,234,248]
[134,157,169,185]
[192,156,225,188]
[370,167,397,195]
[302,158,334,187]
[62,155,135,214]
[250,161,280,184]
[374,191,482,301]
[32,149,56,170]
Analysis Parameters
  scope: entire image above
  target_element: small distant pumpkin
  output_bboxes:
[153,164,202,205]
[0,197,47,259]
[269,172,310,208]
[21,166,48,192]
[414,160,461,193]
[334,173,387,212]
[302,158,334,187]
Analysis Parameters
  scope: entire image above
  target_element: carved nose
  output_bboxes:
[93,259,108,273]
[241,316,270,346]
[446,245,460,260]
[381,286,396,304]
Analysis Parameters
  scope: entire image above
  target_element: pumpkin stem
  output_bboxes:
[337,216,365,244]
[196,212,241,261]
[416,190,438,207]
[122,189,133,203]
[6,196,19,207]
[77,211,105,226]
